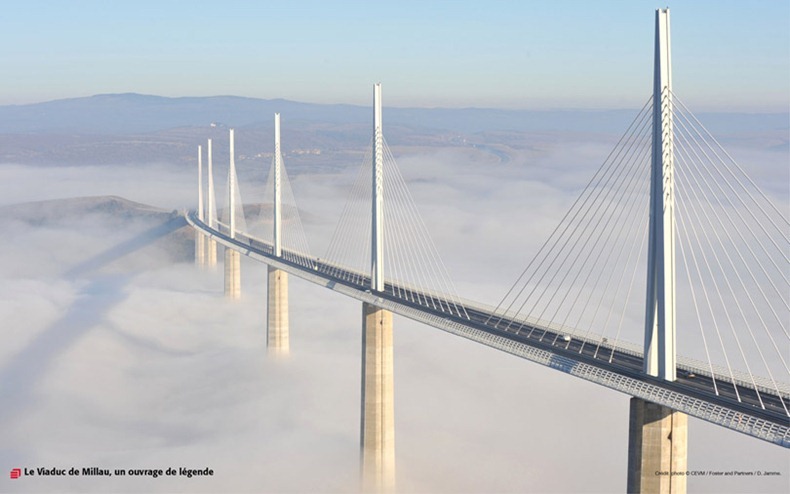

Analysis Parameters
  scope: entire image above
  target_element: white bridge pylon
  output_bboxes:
[239,116,315,271]
[224,129,241,298]
[322,84,470,320]
[644,7,677,382]
[486,9,788,417]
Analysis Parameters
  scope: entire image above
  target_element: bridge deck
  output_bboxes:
[187,212,790,448]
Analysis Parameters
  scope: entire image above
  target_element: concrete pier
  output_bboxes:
[266,266,289,355]
[194,230,206,267]
[224,248,241,299]
[360,302,395,492]
[627,397,687,494]
[206,239,217,269]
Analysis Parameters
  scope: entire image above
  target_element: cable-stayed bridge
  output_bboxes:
[186,9,788,493]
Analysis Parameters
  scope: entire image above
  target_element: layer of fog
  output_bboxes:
[0,128,787,493]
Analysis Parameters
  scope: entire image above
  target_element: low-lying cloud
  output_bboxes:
[0,124,787,493]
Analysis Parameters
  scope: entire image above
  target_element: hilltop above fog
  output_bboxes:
[0,195,174,225]
[0,195,194,271]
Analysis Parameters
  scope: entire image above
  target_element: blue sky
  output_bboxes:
[2,0,788,110]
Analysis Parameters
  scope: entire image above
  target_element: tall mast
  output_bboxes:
[207,139,215,227]
[644,8,676,381]
[274,114,282,257]
[371,83,384,292]
[229,128,236,239]
[197,145,204,222]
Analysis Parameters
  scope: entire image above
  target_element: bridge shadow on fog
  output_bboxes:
[0,216,188,424]
[0,275,130,423]
[63,215,187,279]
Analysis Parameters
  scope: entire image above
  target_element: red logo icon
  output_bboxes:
[10,468,21,479]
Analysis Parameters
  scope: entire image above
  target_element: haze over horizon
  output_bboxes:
[6,90,790,114]
[2,1,788,111]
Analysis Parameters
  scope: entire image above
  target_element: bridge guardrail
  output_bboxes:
[454,296,790,398]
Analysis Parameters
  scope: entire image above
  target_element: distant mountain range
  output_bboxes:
[2,93,786,135]
[0,93,786,166]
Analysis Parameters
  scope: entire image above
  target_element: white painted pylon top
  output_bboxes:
[371,83,384,292]
[644,7,676,382]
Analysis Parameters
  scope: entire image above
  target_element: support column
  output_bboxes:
[267,266,289,355]
[206,138,217,268]
[360,302,395,493]
[627,397,687,493]
[361,84,393,491]
[195,144,207,267]
[224,248,241,299]
[224,129,241,299]
[206,236,218,269]
[267,113,289,354]
[632,11,686,493]
[195,230,206,266]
